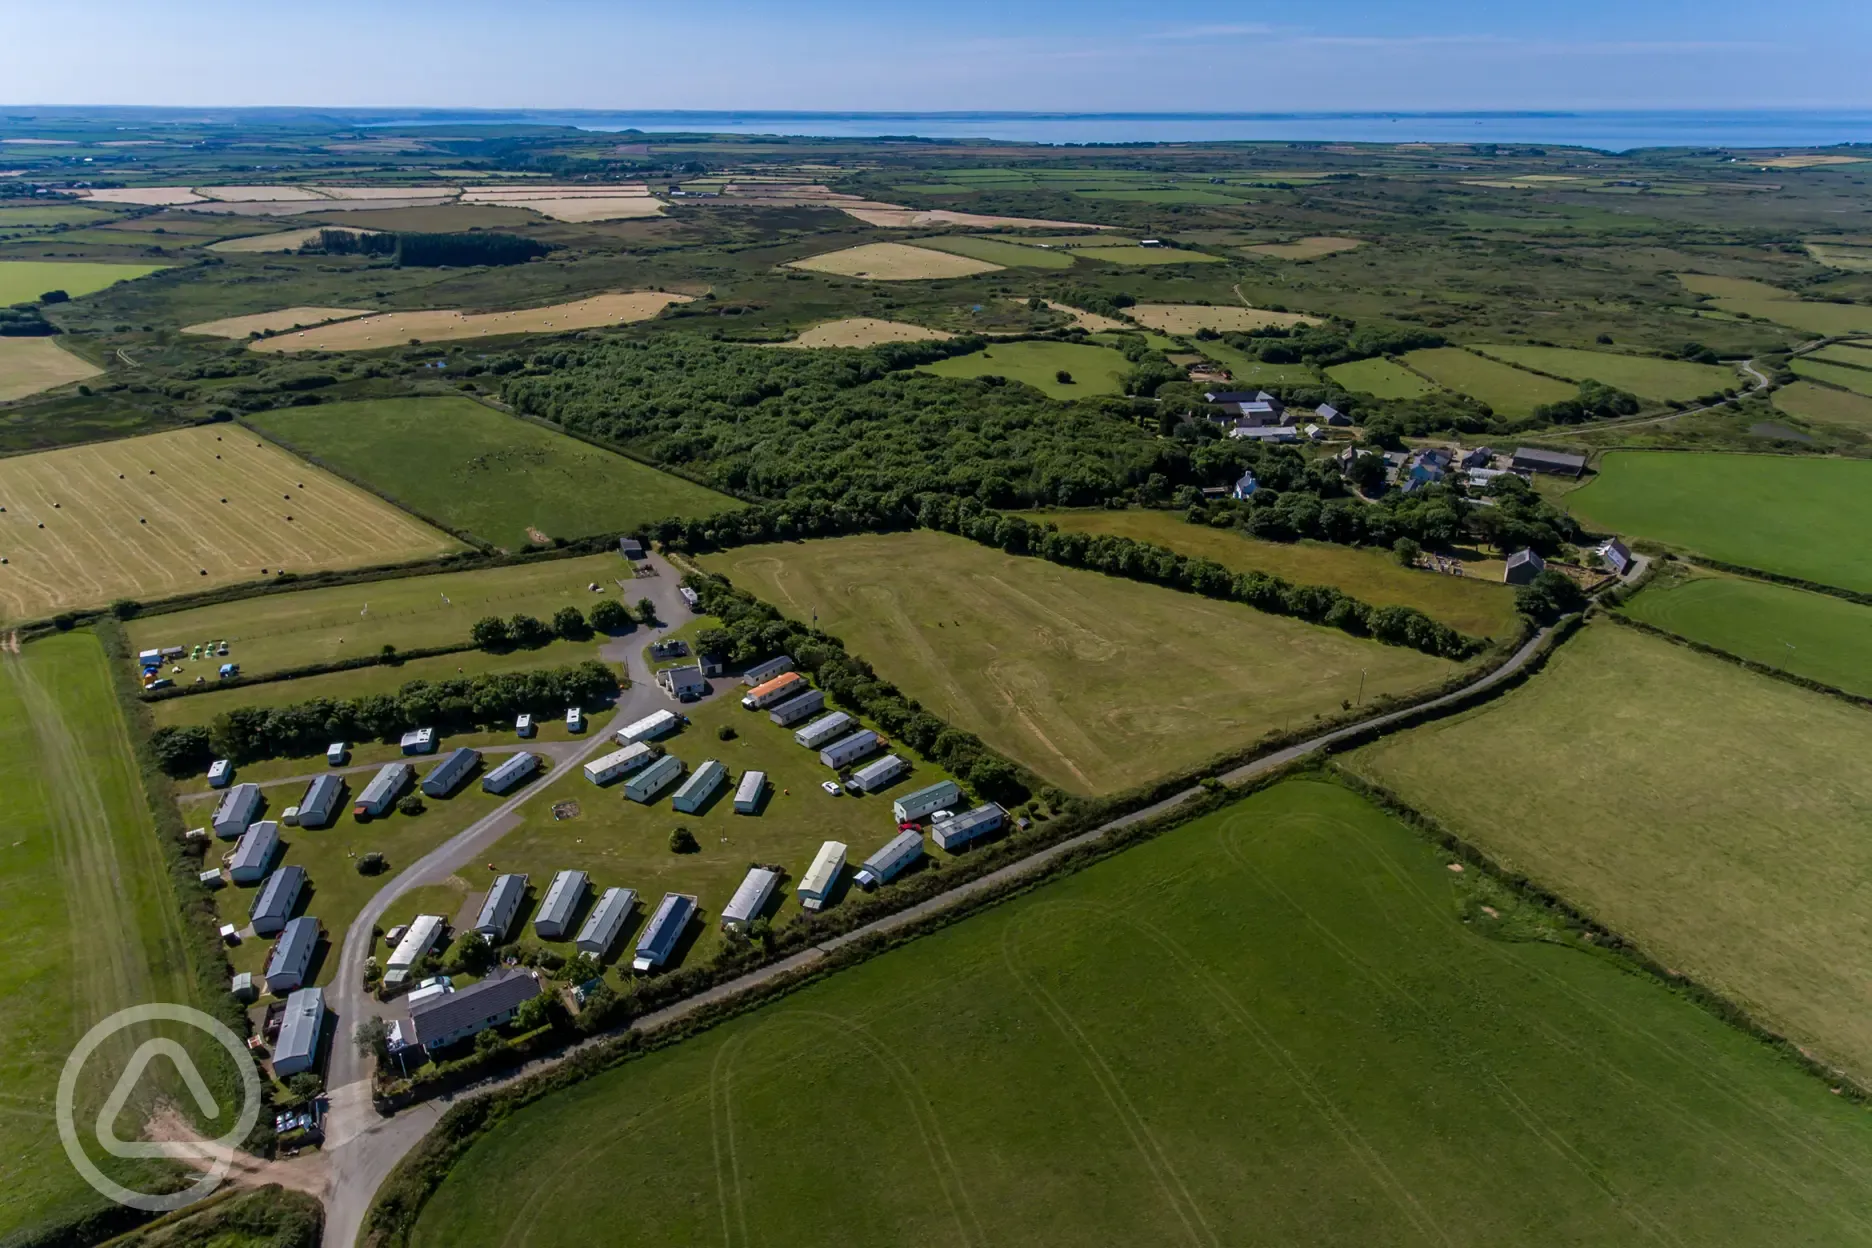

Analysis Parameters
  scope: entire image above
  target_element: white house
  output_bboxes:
[892,780,962,824]
[474,873,528,943]
[819,729,881,770]
[854,831,924,890]
[385,914,445,987]
[618,709,680,743]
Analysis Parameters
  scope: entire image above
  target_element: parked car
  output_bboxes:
[820,780,842,796]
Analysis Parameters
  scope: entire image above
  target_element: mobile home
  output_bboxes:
[849,754,908,793]
[354,762,412,818]
[768,688,826,727]
[296,774,344,829]
[632,893,698,972]
[576,886,638,957]
[932,803,1007,852]
[721,867,780,932]
[741,655,793,686]
[250,864,307,936]
[618,708,680,744]
[207,759,232,788]
[515,713,534,738]
[566,707,585,734]
[854,830,923,890]
[271,987,325,1078]
[583,743,652,785]
[793,710,853,750]
[264,916,320,995]
[421,747,480,798]
[385,914,445,987]
[211,783,263,840]
[670,759,727,813]
[227,820,281,884]
[481,751,539,795]
[892,780,963,824]
[741,671,805,710]
[733,769,766,814]
[797,841,847,912]
[474,873,528,943]
[533,869,589,940]
[624,753,684,803]
[399,727,437,755]
[818,729,880,771]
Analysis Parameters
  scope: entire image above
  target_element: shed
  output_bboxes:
[618,708,680,743]
[741,655,794,687]
[250,865,307,936]
[892,780,962,824]
[207,759,232,788]
[633,893,697,972]
[733,769,766,814]
[482,751,539,795]
[619,535,645,559]
[297,774,344,830]
[421,747,480,798]
[698,652,726,678]
[671,759,727,813]
[721,867,781,932]
[742,671,805,710]
[326,742,347,766]
[1229,425,1298,443]
[228,820,281,884]
[1504,548,1547,585]
[400,727,437,755]
[354,762,412,818]
[409,969,540,1051]
[819,729,881,771]
[271,987,325,1078]
[576,886,638,957]
[264,916,320,995]
[797,841,847,912]
[768,688,826,727]
[198,868,225,889]
[385,914,445,986]
[231,972,255,1002]
[625,753,684,803]
[855,831,924,890]
[211,783,263,840]
[1318,403,1352,426]
[475,873,528,943]
[850,753,908,793]
[584,743,652,785]
[793,710,853,750]
[1511,446,1587,477]
[657,664,707,701]
[932,803,1007,851]
[534,869,589,940]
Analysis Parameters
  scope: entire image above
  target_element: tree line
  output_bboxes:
[299,229,551,267]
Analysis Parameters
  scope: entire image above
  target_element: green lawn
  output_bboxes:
[1774,379,1872,431]
[1072,245,1226,265]
[1621,570,1872,696]
[1325,356,1439,398]
[0,259,168,303]
[406,779,1872,1248]
[910,236,1076,269]
[1350,621,1872,1085]
[248,397,732,551]
[1399,347,1575,416]
[917,340,1132,399]
[1793,357,1872,398]
[1568,450,1872,591]
[1478,344,1734,400]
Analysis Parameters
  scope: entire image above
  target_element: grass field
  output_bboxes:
[1020,509,1520,639]
[1399,347,1575,416]
[701,531,1458,794]
[1793,357,1872,398]
[1243,235,1363,259]
[0,425,456,624]
[1773,378,1872,431]
[0,260,168,304]
[1806,342,1872,368]
[909,235,1076,269]
[182,306,370,337]
[248,397,730,550]
[916,340,1131,399]
[1621,570,1872,696]
[1072,245,1226,266]
[785,242,1002,281]
[249,292,691,352]
[776,317,951,348]
[0,336,101,402]
[1325,356,1438,398]
[1350,621,1872,1084]
[1128,303,1312,334]
[1568,450,1872,591]
[407,778,1872,1248]
[0,205,118,227]
[1478,344,1734,400]
[205,226,379,253]
[1677,274,1872,336]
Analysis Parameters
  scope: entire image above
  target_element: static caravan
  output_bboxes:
[533,869,589,940]
[326,742,347,767]
[793,711,852,750]
[741,655,793,687]
[618,708,680,744]
[583,743,652,785]
[768,688,826,727]
[228,821,281,884]
[721,867,780,932]
[474,873,528,943]
[854,830,923,890]
[400,727,437,755]
[932,803,1006,852]
[207,759,233,788]
[264,916,320,995]
[566,707,585,734]
[271,987,325,1078]
[385,914,445,987]
[741,671,805,711]
[198,868,225,889]
[670,759,727,813]
[850,754,908,794]
[515,713,534,738]
[250,865,307,936]
[406,979,452,1011]
[679,585,701,612]
[632,893,698,972]
[797,841,847,912]
[733,770,766,814]
[819,730,881,771]
[297,774,344,829]
[892,780,962,825]
[354,763,412,818]
[211,783,263,840]
[280,805,301,828]
[576,886,638,957]
[421,747,480,798]
[625,753,684,804]
[481,751,539,795]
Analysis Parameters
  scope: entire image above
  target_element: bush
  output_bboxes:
[357,852,387,875]
[398,794,425,817]
[716,724,737,741]
[108,598,141,620]
[552,605,592,641]
[471,615,510,650]
[39,288,68,304]
[636,597,659,626]
[589,598,630,633]
[669,827,699,854]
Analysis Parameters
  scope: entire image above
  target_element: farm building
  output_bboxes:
[534,869,590,939]
[657,664,707,701]
[297,774,344,829]
[1230,425,1299,444]
[633,893,698,972]
[474,873,528,943]
[619,708,680,743]
[619,536,645,559]
[228,820,281,884]
[698,652,725,677]
[798,841,847,912]
[855,830,924,890]
[211,783,263,840]
[1512,446,1588,477]
[207,759,232,788]
[671,759,727,813]
[679,586,701,612]
[576,886,638,957]
[400,727,437,755]
[421,747,480,798]
[1204,390,1259,404]
[250,865,307,936]
[354,762,412,818]
[481,751,540,795]
[271,987,325,1078]
[566,707,585,733]
[769,688,827,727]
[932,803,1007,851]
[850,753,908,793]
[264,916,320,995]
[625,753,684,803]
[1504,548,1547,585]
[734,769,766,813]
[584,743,653,785]
[326,742,347,766]
[742,671,805,710]
[819,729,881,770]
[721,867,781,932]
[1599,538,1634,575]
[1317,403,1352,426]
[794,710,853,750]
[1460,446,1495,470]
[409,969,540,1052]
[742,655,793,686]
[385,913,446,987]
[893,780,962,824]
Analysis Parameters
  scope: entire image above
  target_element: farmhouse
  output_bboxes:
[1512,446,1588,477]
[228,820,281,884]
[534,869,590,939]
[475,873,528,943]
[208,759,232,789]
[769,688,827,727]
[893,780,962,824]
[354,762,412,818]
[576,886,637,957]
[212,783,263,840]
[400,727,437,755]
[626,753,684,803]
[798,840,847,912]
[721,867,781,932]
[409,969,540,1052]
[742,655,793,686]
[385,913,445,987]
[250,865,307,936]
[421,747,480,798]
[850,753,909,793]
[742,671,805,710]
[264,916,320,995]
[656,664,706,701]
[794,710,853,750]
[671,759,727,813]
[1460,446,1495,470]
[584,743,653,785]
[619,708,680,743]
[855,830,924,890]
[932,803,1007,851]
[271,987,325,1078]
[1599,538,1634,575]
[1504,549,1547,585]
[296,774,343,829]
[482,751,539,795]
[1232,471,1258,500]
[733,769,766,814]
[633,892,698,972]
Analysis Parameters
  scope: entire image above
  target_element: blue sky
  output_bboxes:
[5,0,1868,111]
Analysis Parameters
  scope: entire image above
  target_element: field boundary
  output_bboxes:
[1683,553,1872,607]
[135,640,480,703]
[1601,609,1872,713]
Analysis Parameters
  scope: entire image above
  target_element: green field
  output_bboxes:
[1793,357,1872,398]
[916,340,1132,399]
[1677,274,1872,336]
[407,779,1872,1248]
[1072,244,1226,265]
[910,235,1075,269]
[1399,348,1575,416]
[1020,508,1520,639]
[1773,379,1872,431]
[247,397,732,550]
[0,259,169,303]
[0,205,118,227]
[1807,342,1872,368]
[1325,356,1439,398]
[1478,344,1734,400]
[1568,451,1872,591]
[1351,621,1872,1084]
[1621,571,1872,696]
[1080,187,1248,205]
[702,531,1458,794]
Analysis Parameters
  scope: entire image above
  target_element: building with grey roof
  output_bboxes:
[409,969,540,1051]
[297,774,344,829]
[633,893,697,972]
[353,763,411,818]
[625,753,684,803]
[793,710,853,750]
[228,820,281,884]
[657,663,707,701]
[892,780,962,824]
[264,916,320,995]
[271,986,325,1078]
[475,873,528,943]
[855,831,924,889]
[741,655,793,686]
[797,841,847,912]
[850,754,908,793]
[211,783,263,840]
[721,868,780,932]
[576,886,637,957]
[733,769,766,814]
[400,727,437,755]
[932,803,1007,852]
[422,747,481,798]
[1512,446,1588,477]
[671,759,727,813]
[819,729,880,770]
[534,869,589,940]
[1504,548,1547,585]
[768,688,826,728]
[250,864,306,936]
[481,751,539,795]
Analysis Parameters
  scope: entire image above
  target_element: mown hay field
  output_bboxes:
[702,531,1458,794]
[1774,378,1872,431]
[1129,303,1311,334]
[1478,344,1733,400]
[0,425,456,623]
[1021,508,1520,639]
[206,226,379,253]
[916,340,1132,398]
[1325,356,1438,399]
[0,336,101,402]
[248,396,731,550]
[250,291,691,352]
[0,259,168,304]
[785,241,1002,280]
[1400,347,1575,416]
[1568,450,1872,592]
[183,305,370,337]
[909,235,1076,268]
[1243,235,1363,259]
[1621,570,1872,696]
[1350,621,1872,1084]
[776,317,951,349]
[1793,357,1872,398]
[406,779,1872,1248]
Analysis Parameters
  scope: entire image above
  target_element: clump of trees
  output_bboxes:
[1532,380,1641,425]
[297,229,549,266]
[0,304,55,336]
[1514,569,1588,624]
